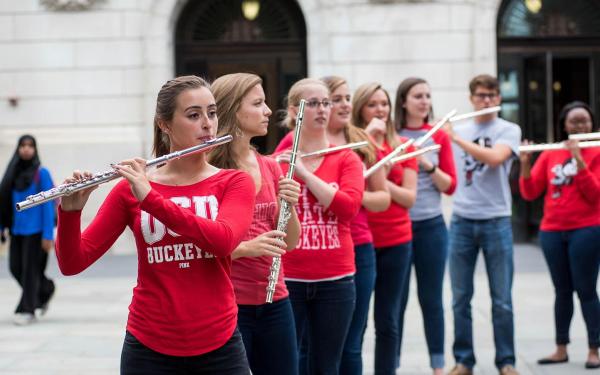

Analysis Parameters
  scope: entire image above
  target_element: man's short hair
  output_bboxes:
[469,74,499,95]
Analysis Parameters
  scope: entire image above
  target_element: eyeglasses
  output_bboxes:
[304,99,331,109]
[472,92,498,100]
[566,119,592,126]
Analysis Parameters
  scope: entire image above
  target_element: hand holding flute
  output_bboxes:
[61,157,152,212]
[233,176,300,260]
[520,138,589,174]
[59,170,100,211]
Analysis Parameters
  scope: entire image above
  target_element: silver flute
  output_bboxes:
[266,99,306,303]
[15,135,233,212]
[569,132,600,141]
[363,109,457,178]
[300,141,369,158]
[519,140,600,153]
[389,144,441,164]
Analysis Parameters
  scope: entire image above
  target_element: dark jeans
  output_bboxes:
[9,233,55,314]
[449,215,515,370]
[238,297,299,375]
[120,329,250,375]
[287,276,356,375]
[398,215,447,369]
[374,242,412,375]
[341,243,377,375]
[539,226,600,349]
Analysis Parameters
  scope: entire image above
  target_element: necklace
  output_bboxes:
[302,155,323,172]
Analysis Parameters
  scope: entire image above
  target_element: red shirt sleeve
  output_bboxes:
[432,130,457,194]
[140,171,255,258]
[327,151,365,222]
[274,131,294,153]
[402,143,419,172]
[573,154,600,205]
[55,181,131,276]
[519,152,549,201]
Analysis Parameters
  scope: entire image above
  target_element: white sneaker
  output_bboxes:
[13,312,36,326]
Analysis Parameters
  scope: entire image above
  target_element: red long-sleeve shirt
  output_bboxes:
[55,170,255,356]
[278,148,364,281]
[519,148,600,231]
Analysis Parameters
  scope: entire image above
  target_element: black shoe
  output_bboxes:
[538,356,569,365]
[35,282,55,318]
[585,361,600,369]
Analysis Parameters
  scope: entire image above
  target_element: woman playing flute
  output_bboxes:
[210,73,301,375]
[55,76,256,374]
[395,77,457,375]
[316,76,391,375]
[276,78,364,374]
[519,101,600,369]
[353,82,418,375]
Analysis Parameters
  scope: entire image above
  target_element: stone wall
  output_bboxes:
[0,0,503,253]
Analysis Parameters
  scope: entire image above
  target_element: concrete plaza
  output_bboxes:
[0,243,596,375]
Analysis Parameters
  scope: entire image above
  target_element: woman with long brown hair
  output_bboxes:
[353,82,418,375]
[395,77,457,375]
[210,72,301,375]
[55,76,255,374]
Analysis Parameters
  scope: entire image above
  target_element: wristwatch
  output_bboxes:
[425,165,437,174]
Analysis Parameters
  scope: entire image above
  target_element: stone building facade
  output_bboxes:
[6,0,594,246]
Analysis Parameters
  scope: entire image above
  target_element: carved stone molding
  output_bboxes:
[40,0,105,11]
[369,0,435,3]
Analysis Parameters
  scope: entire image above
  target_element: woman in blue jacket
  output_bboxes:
[0,135,56,325]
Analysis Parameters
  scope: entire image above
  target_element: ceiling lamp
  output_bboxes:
[525,0,542,14]
[242,0,260,21]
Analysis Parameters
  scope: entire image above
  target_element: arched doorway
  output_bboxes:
[174,0,307,153]
[497,0,600,240]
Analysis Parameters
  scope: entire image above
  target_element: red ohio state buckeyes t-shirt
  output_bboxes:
[278,148,364,281]
[55,170,255,356]
[519,148,600,231]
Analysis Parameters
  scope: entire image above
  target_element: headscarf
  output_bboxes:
[0,135,41,235]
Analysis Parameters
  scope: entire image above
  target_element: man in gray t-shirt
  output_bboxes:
[452,117,521,219]
[446,75,522,375]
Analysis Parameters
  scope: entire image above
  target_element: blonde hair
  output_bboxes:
[284,78,330,129]
[321,76,377,166]
[209,73,263,170]
[352,82,398,149]
[153,76,211,157]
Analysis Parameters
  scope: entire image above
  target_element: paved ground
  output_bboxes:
[0,243,597,375]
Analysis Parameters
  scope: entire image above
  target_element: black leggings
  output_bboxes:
[120,329,250,375]
[9,233,55,314]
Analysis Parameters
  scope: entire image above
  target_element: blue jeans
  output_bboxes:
[398,215,447,369]
[120,329,249,374]
[287,276,356,375]
[539,226,600,348]
[374,242,412,375]
[449,215,515,370]
[341,243,377,375]
[238,298,299,375]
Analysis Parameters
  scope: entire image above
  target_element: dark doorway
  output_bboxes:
[175,0,307,153]
[497,0,600,241]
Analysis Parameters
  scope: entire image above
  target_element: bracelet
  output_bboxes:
[425,165,437,174]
